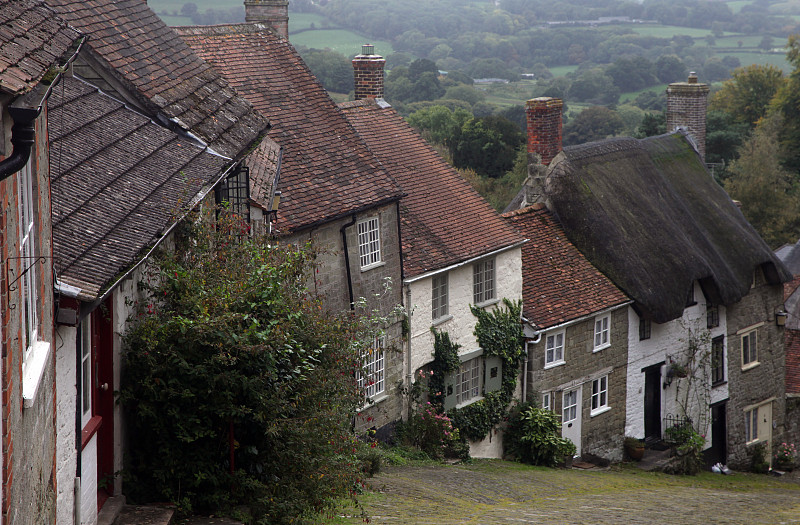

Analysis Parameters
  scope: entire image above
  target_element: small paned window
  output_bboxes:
[638,317,651,341]
[563,390,578,423]
[79,317,92,427]
[432,273,449,320]
[745,407,759,443]
[359,336,385,399]
[591,376,608,414]
[18,162,38,360]
[357,217,382,269]
[456,357,481,405]
[707,305,720,329]
[594,315,610,351]
[473,259,495,304]
[741,330,758,367]
[542,392,551,411]
[545,332,565,367]
[711,336,725,385]
[215,165,250,222]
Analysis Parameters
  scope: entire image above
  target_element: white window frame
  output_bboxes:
[473,258,495,304]
[544,331,565,368]
[563,389,578,423]
[359,336,385,400]
[431,273,449,321]
[744,406,759,444]
[741,329,758,369]
[80,317,93,428]
[590,375,609,416]
[357,216,382,270]
[593,314,610,351]
[542,392,551,411]
[456,356,481,405]
[18,162,38,359]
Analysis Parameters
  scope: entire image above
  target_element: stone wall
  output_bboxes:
[527,306,628,462]
[725,278,786,470]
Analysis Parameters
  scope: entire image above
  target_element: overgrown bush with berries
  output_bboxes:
[399,402,470,460]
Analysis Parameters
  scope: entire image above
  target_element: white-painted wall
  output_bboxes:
[405,246,523,458]
[55,325,78,525]
[625,281,727,444]
[80,437,97,525]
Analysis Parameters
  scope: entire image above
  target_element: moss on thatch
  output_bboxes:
[544,132,791,323]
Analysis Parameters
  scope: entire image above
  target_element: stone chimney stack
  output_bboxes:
[525,97,563,167]
[245,0,289,39]
[667,72,709,162]
[352,44,385,100]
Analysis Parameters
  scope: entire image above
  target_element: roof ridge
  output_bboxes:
[501,203,547,218]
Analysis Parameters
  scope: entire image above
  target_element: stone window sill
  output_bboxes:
[360,261,385,272]
[22,340,51,409]
[593,342,611,353]
[544,360,565,370]
[741,361,759,372]
[359,392,388,412]
[432,314,453,327]
[590,406,611,418]
[474,298,499,309]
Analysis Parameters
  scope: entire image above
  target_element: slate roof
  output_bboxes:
[339,99,523,277]
[45,0,267,159]
[0,0,81,95]
[543,133,792,323]
[176,24,403,233]
[786,328,800,394]
[502,204,629,328]
[49,76,231,301]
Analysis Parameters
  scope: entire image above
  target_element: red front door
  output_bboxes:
[93,298,115,508]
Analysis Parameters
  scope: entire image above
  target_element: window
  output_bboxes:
[745,406,759,443]
[431,273,449,320]
[542,392,551,411]
[707,305,719,329]
[456,357,481,405]
[215,165,250,221]
[18,162,38,359]
[638,317,651,341]
[357,217,381,269]
[593,315,610,351]
[686,284,696,306]
[741,329,758,367]
[79,317,92,427]
[711,336,725,385]
[359,336,385,399]
[591,376,608,415]
[563,390,578,423]
[544,331,565,367]
[473,259,495,304]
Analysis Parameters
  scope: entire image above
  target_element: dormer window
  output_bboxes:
[215,165,250,222]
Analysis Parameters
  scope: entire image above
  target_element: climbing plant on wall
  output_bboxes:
[445,299,525,442]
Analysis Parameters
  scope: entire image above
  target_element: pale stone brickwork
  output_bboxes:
[724,273,786,470]
[666,73,709,162]
[244,0,289,39]
[525,98,563,166]
[527,306,628,462]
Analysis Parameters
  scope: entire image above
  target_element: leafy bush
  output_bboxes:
[398,403,469,460]
[750,442,771,474]
[119,212,383,523]
[504,403,576,466]
[664,424,706,475]
[774,442,796,469]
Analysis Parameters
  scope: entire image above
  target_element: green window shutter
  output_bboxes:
[443,372,457,410]
[484,355,503,393]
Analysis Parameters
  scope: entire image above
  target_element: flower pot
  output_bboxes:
[626,444,645,461]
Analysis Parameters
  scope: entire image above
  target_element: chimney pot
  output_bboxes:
[361,44,374,55]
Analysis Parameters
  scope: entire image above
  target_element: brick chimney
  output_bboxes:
[352,44,385,100]
[667,72,709,162]
[526,97,563,166]
[245,0,289,39]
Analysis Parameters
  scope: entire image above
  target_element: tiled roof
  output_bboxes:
[45,0,267,159]
[245,139,281,211]
[339,99,523,277]
[786,328,800,394]
[0,0,81,95]
[49,76,229,301]
[176,24,403,233]
[502,204,629,328]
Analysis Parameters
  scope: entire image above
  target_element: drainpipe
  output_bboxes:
[404,283,412,420]
[0,106,40,181]
[521,316,541,404]
[340,215,357,310]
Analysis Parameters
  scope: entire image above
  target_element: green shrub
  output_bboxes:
[399,403,470,460]
[750,442,770,474]
[504,403,576,466]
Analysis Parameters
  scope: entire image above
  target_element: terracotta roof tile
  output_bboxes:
[49,77,229,300]
[0,0,81,95]
[502,204,629,328]
[176,24,403,232]
[786,328,800,394]
[339,99,523,277]
[44,0,267,159]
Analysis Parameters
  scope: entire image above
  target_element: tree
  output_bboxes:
[299,48,354,93]
[655,54,687,83]
[723,113,800,248]
[120,213,387,522]
[181,2,197,17]
[771,35,800,172]
[636,112,666,138]
[563,106,625,146]
[705,110,749,166]
[710,64,785,126]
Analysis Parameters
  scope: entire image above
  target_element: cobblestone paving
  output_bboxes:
[355,462,800,524]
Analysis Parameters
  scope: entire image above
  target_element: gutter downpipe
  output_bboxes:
[521,316,541,404]
[404,283,412,420]
[0,106,39,181]
[340,215,357,310]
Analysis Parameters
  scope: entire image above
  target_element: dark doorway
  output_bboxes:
[705,402,727,467]
[644,364,662,441]
[94,298,115,509]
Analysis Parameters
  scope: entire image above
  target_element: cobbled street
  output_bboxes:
[346,461,800,524]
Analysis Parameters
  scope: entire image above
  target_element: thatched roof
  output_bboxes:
[544,132,791,323]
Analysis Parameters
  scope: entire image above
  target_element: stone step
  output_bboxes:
[112,504,175,525]
[185,518,244,525]
[98,495,125,525]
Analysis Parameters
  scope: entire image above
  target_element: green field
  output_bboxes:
[720,51,791,70]
[288,12,325,32]
[619,84,669,103]
[623,24,719,38]
[150,0,240,15]
[726,1,750,14]
[289,29,394,56]
[549,65,579,77]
